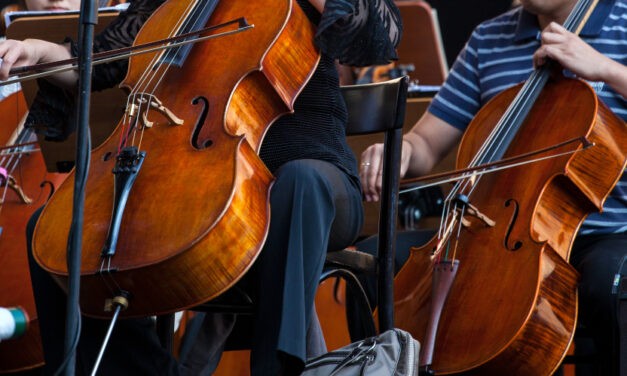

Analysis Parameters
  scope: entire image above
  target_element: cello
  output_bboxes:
[0,3,138,371]
[31,0,320,318]
[0,90,65,373]
[386,0,627,374]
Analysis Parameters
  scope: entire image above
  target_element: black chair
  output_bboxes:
[323,75,409,339]
[157,75,410,352]
[558,255,627,375]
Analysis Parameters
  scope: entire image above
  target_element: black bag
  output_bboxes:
[302,329,419,375]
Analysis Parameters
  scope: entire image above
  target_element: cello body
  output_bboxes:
[0,91,66,373]
[32,0,320,318]
[391,75,627,374]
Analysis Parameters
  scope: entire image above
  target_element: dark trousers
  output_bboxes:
[178,159,364,376]
[568,233,627,376]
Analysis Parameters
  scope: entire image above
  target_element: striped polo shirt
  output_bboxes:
[428,0,627,235]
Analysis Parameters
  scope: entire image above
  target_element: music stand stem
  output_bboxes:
[64,1,98,375]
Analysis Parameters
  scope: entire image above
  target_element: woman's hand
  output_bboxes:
[360,139,413,202]
[0,38,75,87]
[359,112,463,202]
[0,39,41,80]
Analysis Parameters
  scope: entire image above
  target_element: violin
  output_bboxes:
[0,90,66,373]
[384,0,627,374]
[31,0,320,318]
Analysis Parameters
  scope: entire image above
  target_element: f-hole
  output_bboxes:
[504,199,523,251]
[191,96,212,149]
[40,180,56,201]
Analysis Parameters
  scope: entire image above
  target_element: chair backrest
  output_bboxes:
[341,76,409,136]
[340,76,409,332]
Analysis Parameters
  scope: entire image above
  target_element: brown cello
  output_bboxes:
[385,0,627,374]
[0,90,66,373]
[31,0,320,318]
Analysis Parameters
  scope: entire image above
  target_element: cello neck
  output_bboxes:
[472,0,599,167]
[565,0,599,34]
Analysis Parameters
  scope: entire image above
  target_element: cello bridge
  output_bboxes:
[462,202,495,227]
[126,94,184,129]
[0,175,33,205]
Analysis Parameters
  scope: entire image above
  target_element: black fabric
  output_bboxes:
[178,312,236,376]
[569,233,627,376]
[248,159,362,372]
[178,159,364,376]
[24,79,76,141]
[314,0,401,66]
[618,257,627,376]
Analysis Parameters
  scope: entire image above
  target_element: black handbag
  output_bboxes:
[302,329,419,376]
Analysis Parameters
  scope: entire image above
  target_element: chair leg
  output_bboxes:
[156,313,175,353]
[320,268,376,341]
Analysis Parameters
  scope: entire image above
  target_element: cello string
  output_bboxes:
[436,70,545,235]
[460,0,594,198]
[467,0,592,170]
[132,0,204,144]
[122,1,199,151]
[0,126,35,185]
[435,69,545,254]
[466,0,592,174]
[460,71,547,197]
[129,1,199,149]
[133,0,208,150]
[137,0,211,151]
[434,0,591,244]
[99,1,201,274]
[436,0,595,253]
[0,127,35,217]
[443,70,547,240]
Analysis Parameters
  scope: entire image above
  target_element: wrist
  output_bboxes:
[602,58,627,99]
[402,135,418,177]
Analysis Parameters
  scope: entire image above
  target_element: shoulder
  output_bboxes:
[471,7,522,40]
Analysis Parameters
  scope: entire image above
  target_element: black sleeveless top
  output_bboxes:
[27,0,402,183]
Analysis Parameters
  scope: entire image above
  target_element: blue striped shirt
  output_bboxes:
[428,0,627,235]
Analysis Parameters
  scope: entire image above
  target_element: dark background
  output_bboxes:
[424,0,515,66]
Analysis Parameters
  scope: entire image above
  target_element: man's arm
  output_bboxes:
[360,111,463,202]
